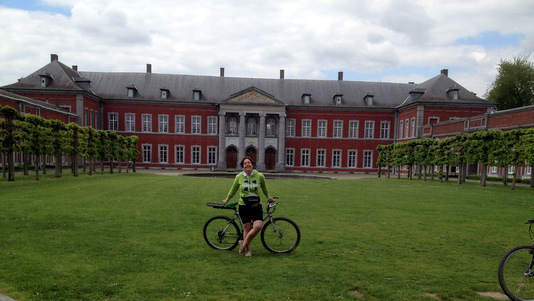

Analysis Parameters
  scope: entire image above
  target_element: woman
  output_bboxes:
[223,156,275,257]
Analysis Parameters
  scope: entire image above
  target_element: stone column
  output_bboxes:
[217,112,226,170]
[257,113,266,171]
[238,112,246,160]
[276,114,286,171]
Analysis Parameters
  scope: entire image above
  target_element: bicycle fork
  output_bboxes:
[524,250,534,277]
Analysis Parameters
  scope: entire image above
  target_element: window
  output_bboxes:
[246,117,257,136]
[363,150,373,169]
[301,149,310,167]
[316,149,326,167]
[227,116,238,135]
[142,144,152,163]
[526,164,531,175]
[193,90,201,101]
[318,120,327,138]
[127,87,136,98]
[125,113,135,132]
[349,121,359,138]
[84,108,89,126]
[159,115,169,133]
[192,146,201,164]
[365,94,374,106]
[334,94,343,105]
[380,121,390,139]
[333,120,343,138]
[508,165,515,175]
[175,115,185,133]
[332,150,341,168]
[142,114,152,132]
[208,116,218,134]
[302,94,311,104]
[94,111,98,129]
[348,150,357,168]
[266,118,277,137]
[90,109,94,127]
[159,145,168,163]
[364,121,374,138]
[399,120,404,138]
[175,145,185,164]
[410,117,416,138]
[286,119,296,137]
[302,119,311,137]
[109,112,118,131]
[192,116,201,134]
[160,89,169,99]
[208,146,217,165]
[286,148,295,166]
[404,119,409,138]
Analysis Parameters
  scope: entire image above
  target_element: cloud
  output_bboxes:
[0,0,533,98]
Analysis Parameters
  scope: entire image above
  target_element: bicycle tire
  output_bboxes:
[498,245,534,301]
[203,215,241,250]
[261,217,300,254]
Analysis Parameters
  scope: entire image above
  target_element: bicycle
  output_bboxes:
[498,219,534,301]
[203,198,300,254]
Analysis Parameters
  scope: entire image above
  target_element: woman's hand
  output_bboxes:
[267,197,275,203]
[222,200,228,205]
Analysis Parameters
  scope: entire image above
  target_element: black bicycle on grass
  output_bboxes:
[498,219,534,301]
[203,198,300,254]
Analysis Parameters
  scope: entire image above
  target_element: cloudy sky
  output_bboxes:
[0,0,532,97]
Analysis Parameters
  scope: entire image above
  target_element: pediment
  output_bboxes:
[221,86,285,106]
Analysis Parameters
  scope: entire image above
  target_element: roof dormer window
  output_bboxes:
[364,93,374,106]
[127,85,137,98]
[333,94,343,105]
[193,89,201,101]
[39,73,53,87]
[302,94,311,104]
[160,89,170,100]
[447,86,460,100]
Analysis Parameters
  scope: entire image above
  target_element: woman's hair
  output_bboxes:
[240,156,255,168]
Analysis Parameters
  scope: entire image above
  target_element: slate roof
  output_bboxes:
[2,58,492,110]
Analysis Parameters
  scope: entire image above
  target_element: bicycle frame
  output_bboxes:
[228,202,278,237]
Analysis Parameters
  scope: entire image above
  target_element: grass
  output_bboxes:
[1,172,533,300]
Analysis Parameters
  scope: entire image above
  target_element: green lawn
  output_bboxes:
[1,172,533,300]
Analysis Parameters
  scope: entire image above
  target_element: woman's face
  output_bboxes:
[243,159,253,173]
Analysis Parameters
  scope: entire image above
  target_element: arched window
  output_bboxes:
[227,116,238,135]
[246,117,257,136]
[266,117,277,137]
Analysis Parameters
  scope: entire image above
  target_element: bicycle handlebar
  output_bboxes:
[526,219,534,224]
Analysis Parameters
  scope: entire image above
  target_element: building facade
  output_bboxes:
[2,54,496,173]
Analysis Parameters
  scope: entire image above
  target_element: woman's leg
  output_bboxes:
[243,220,263,255]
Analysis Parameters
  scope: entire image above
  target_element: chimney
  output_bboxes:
[280,69,285,79]
[220,67,225,77]
[338,71,343,81]
[72,65,78,71]
[51,54,58,62]
[146,64,152,74]
[441,69,448,76]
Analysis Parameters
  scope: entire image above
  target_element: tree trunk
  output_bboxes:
[530,164,534,189]
[511,164,518,191]
[35,154,40,180]
[480,164,487,187]
[8,151,15,181]
[54,151,62,178]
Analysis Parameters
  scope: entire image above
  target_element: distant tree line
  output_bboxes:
[376,129,534,190]
[0,105,139,182]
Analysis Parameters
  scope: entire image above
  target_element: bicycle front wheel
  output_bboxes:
[498,245,534,301]
[261,217,300,254]
[203,215,241,250]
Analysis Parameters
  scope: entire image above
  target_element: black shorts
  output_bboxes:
[239,204,263,224]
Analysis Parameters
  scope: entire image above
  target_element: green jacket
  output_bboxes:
[225,170,271,205]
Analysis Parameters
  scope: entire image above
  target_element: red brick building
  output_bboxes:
[2,54,497,173]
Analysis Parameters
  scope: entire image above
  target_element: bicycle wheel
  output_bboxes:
[261,217,300,254]
[203,215,241,250]
[498,245,534,301]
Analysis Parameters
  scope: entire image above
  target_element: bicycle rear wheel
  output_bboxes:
[498,245,534,301]
[261,217,300,254]
[203,215,241,250]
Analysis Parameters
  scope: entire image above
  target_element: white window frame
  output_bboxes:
[363,150,373,169]
[410,117,416,138]
[380,121,390,139]
[175,145,185,164]
[286,119,296,137]
[364,121,375,139]
[159,144,168,163]
[332,149,341,168]
[175,115,185,133]
[301,149,310,167]
[317,120,327,138]
[302,119,311,137]
[192,116,201,134]
[349,121,359,138]
[191,146,201,164]
[348,150,357,168]
[333,120,343,138]
[208,116,218,134]
[108,112,118,131]
[142,114,152,132]
[286,148,295,166]
[142,144,152,163]
[316,149,326,167]
[125,113,135,132]
[208,146,217,165]
[159,114,169,133]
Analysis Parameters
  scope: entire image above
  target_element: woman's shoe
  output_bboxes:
[245,250,252,257]
[238,240,245,255]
